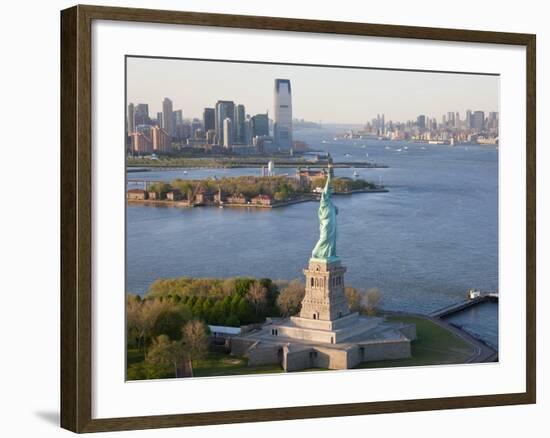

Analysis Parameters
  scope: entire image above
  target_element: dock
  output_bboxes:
[429,290,498,319]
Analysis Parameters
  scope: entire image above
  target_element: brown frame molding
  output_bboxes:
[60,4,536,433]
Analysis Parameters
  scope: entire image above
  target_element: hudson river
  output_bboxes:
[127,126,499,348]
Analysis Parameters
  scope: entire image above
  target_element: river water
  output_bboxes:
[126,126,499,348]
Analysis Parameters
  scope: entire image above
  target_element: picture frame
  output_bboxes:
[60,4,536,433]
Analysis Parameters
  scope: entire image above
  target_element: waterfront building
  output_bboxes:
[127,103,135,135]
[134,103,149,126]
[473,110,485,133]
[203,107,215,134]
[251,194,273,206]
[147,190,166,201]
[227,193,247,204]
[273,79,293,151]
[447,111,455,128]
[250,113,269,142]
[215,100,235,146]
[297,168,327,187]
[466,109,473,128]
[166,189,183,201]
[231,163,416,371]
[488,111,499,132]
[151,126,171,154]
[131,131,152,154]
[223,118,233,148]
[252,135,268,153]
[127,189,148,200]
[235,104,246,144]
[162,97,174,137]
[205,129,217,145]
[191,118,202,138]
[417,114,426,131]
[173,109,183,128]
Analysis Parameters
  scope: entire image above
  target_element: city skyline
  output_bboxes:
[127,57,499,125]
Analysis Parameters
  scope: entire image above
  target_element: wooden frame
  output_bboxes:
[60,4,536,433]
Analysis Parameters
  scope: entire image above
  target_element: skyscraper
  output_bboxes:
[235,104,246,144]
[156,112,163,128]
[162,98,173,137]
[473,111,485,133]
[151,126,171,153]
[447,111,455,128]
[488,111,499,131]
[127,103,135,135]
[273,79,292,151]
[173,110,183,128]
[251,113,269,138]
[466,110,473,129]
[203,108,215,133]
[416,115,426,130]
[223,118,233,148]
[215,100,235,146]
[134,103,149,126]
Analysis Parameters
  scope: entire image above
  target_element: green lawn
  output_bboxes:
[192,352,284,377]
[355,315,475,369]
[127,348,145,366]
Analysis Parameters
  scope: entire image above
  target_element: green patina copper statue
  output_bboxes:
[311,160,339,262]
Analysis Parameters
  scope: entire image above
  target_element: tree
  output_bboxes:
[152,310,185,341]
[145,335,188,378]
[236,297,254,325]
[344,286,364,313]
[246,281,268,320]
[365,287,382,315]
[181,320,209,362]
[277,280,305,317]
[221,278,236,297]
[234,278,255,297]
[126,295,144,348]
[126,297,170,352]
[225,313,240,327]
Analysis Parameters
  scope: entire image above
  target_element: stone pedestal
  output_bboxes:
[300,258,350,321]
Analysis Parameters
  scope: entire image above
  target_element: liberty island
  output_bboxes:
[231,159,416,371]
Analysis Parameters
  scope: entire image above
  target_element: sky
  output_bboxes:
[126,56,499,125]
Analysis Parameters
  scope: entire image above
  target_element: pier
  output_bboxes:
[429,290,498,319]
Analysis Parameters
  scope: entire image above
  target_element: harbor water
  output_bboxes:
[126,126,499,348]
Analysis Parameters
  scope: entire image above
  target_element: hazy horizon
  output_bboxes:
[126,57,499,125]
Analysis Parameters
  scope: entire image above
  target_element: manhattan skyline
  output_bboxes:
[126,56,499,125]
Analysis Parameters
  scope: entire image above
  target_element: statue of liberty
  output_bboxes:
[311,157,339,262]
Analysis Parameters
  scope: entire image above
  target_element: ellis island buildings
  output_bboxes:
[126,78,295,155]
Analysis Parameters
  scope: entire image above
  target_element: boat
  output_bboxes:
[385,146,391,150]
[403,146,408,150]
[345,153,352,157]
[396,148,402,152]
[421,146,427,150]
[353,170,359,178]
